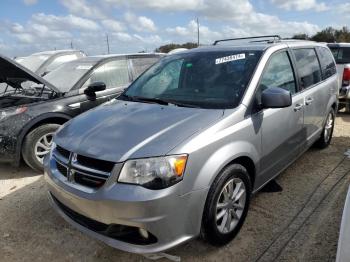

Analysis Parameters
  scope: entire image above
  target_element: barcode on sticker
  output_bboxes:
[215,53,246,65]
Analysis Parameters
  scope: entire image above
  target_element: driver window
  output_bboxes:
[259,51,296,94]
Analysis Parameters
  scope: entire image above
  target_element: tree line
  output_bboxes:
[293,26,350,42]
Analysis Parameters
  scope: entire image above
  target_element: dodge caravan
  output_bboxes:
[45,36,338,253]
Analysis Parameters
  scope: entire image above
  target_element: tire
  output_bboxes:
[315,108,335,149]
[201,164,251,246]
[22,124,61,172]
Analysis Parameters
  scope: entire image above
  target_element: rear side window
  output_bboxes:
[329,47,350,64]
[83,59,130,89]
[131,57,160,78]
[317,47,336,79]
[259,51,296,94]
[293,48,322,89]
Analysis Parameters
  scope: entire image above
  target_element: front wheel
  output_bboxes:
[201,164,251,246]
[22,124,61,172]
[315,108,335,149]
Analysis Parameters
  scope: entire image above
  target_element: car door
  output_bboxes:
[256,50,305,184]
[292,48,325,146]
[79,58,131,112]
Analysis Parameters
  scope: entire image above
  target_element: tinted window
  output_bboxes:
[122,50,263,109]
[131,57,160,78]
[293,48,322,89]
[317,47,336,79]
[329,47,350,64]
[259,51,296,94]
[83,59,129,89]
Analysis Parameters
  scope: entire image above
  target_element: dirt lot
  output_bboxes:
[1,113,350,262]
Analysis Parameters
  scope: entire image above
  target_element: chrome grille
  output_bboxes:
[52,145,115,189]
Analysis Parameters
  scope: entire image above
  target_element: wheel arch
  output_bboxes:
[15,113,72,165]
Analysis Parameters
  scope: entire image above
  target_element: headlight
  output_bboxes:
[118,155,188,190]
[0,106,27,122]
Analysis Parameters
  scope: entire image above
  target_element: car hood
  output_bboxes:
[55,100,224,162]
[0,54,59,94]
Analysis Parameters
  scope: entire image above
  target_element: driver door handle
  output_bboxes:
[294,104,303,112]
[305,97,314,105]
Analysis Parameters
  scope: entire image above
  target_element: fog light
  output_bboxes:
[139,228,149,239]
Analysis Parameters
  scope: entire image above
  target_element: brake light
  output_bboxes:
[342,67,350,86]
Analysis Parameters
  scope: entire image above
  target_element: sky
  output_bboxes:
[0,0,349,57]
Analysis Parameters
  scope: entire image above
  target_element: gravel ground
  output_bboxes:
[0,113,349,262]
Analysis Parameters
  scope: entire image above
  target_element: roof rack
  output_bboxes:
[213,35,281,45]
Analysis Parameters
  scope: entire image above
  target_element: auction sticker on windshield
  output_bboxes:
[215,53,246,65]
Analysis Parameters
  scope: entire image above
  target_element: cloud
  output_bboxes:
[60,0,107,19]
[336,3,350,17]
[124,12,157,32]
[133,34,162,44]
[101,19,124,32]
[270,0,329,12]
[32,13,100,31]
[23,0,38,5]
[104,0,199,11]
[166,20,222,43]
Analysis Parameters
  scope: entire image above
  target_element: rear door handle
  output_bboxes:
[294,104,303,112]
[305,98,314,105]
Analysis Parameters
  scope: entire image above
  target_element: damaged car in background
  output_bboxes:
[15,49,86,76]
[0,53,162,172]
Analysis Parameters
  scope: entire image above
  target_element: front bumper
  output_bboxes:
[44,156,208,254]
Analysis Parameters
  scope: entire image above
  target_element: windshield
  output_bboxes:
[121,50,262,109]
[329,47,350,64]
[43,61,96,92]
[17,54,50,72]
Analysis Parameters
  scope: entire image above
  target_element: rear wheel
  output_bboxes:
[22,124,61,172]
[315,108,335,149]
[201,164,251,246]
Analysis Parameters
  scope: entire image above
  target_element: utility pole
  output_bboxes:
[106,33,110,54]
[196,17,200,47]
[70,40,73,49]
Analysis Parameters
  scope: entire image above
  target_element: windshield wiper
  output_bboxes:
[122,96,169,105]
[119,94,200,108]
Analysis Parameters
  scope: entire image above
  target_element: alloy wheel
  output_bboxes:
[216,178,247,234]
[324,112,334,143]
[34,132,54,164]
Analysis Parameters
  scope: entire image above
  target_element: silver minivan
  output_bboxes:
[44,36,338,254]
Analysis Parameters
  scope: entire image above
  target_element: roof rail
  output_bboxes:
[213,35,281,45]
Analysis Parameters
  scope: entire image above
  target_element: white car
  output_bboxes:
[328,43,350,112]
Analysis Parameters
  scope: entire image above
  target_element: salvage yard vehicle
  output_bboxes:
[45,36,338,254]
[15,50,86,76]
[328,43,350,112]
[0,53,162,171]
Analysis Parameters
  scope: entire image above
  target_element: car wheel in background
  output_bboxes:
[22,124,61,172]
[315,108,335,149]
[201,164,251,246]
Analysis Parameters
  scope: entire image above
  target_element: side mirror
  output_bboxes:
[84,82,106,97]
[261,87,292,109]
